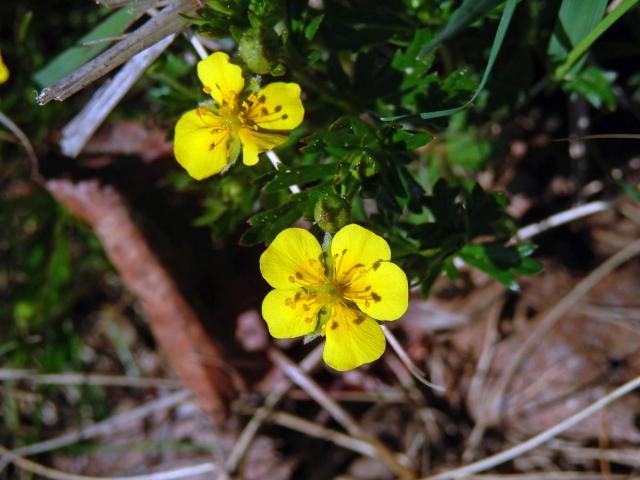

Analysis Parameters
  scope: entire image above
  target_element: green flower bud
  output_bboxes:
[238,28,273,75]
[314,194,350,233]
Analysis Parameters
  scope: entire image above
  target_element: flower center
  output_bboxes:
[315,281,344,305]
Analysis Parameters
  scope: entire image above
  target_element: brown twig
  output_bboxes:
[46,179,240,422]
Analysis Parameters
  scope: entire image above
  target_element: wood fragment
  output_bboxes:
[37,0,198,105]
[46,178,239,422]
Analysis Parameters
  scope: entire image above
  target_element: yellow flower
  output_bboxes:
[0,50,9,84]
[173,52,304,180]
[260,224,409,371]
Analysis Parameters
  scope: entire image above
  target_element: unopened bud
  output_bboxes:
[314,194,350,233]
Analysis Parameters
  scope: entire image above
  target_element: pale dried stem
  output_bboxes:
[60,34,175,157]
[268,410,380,458]
[268,348,416,479]
[465,474,638,480]
[547,443,640,468]
[37,0,198,105]
[382,325,446,392]
[0,369,182,389]
[0,111,39,179]
[224,344,324,473]
[0,442,217,480]
[485,237,640,423]
[462,298,504,462]
[514,200,613,242]
[423,373,640,479]
[0,390,191,471]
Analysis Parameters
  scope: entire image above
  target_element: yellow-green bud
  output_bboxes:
[314,194,350,233]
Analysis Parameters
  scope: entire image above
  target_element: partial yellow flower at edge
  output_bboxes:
[173,52,304,180]
[259,224,409,371]
[0,50,9,84]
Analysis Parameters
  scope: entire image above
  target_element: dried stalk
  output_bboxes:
[60,34,175,157]
[424,374,640,479]
[37,0,198,105]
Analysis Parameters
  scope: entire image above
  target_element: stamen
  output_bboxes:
[203,86,212,94]
[261,107,269,116]
[274,105,282,112]
[257,95,266,103]
[330,321,339,330]
[282,114,288,120]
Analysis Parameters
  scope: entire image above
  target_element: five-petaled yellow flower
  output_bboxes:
[260,224,409,371]
[173,52,304,180]
[0,50,9,84]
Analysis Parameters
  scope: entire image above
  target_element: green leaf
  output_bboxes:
[563,66,617,109]
[547,0,607,66]
[382,0,517,122]
[304,14,324,40]
[32,7,140,87]
[458,242,542,291]
[240,187,326,245]
[554,0,640,80]
[264,165,334,192]
[419,0,503,57]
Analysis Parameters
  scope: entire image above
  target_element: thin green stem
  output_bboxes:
[554,0,639,80]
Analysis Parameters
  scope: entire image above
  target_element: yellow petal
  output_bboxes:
[259,228,326,289]
[330,224,391,284]
[238,128,288,166]
[323,304,385,371]
[344,261,408,320]
[0,50,8,84]
[246,82,304,131]
[197,52,244,107]
[174,109,230,180]
[262,289,321,338]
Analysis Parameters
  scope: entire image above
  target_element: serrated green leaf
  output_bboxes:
[383,0,517,122]
[264,165,334,192]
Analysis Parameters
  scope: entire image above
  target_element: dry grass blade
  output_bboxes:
[60,34,175,157]
[0,370,182,388]
[37,0,198,105]
[486,237,640,423]
[0,111,40,180]
[267,410,380,458]
[423,374,640,479]
[0,390,191,470]
[268,348,416,479]
[224,344,324,473]
[0,442,218,480]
